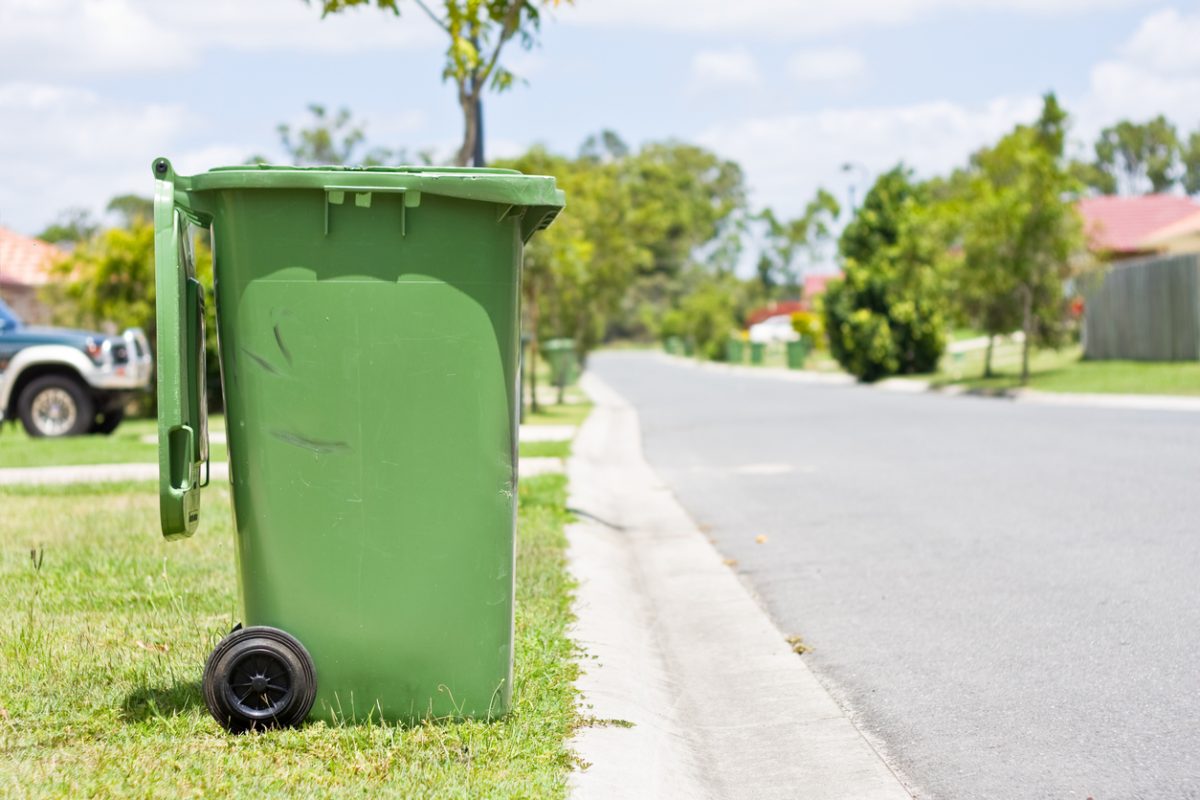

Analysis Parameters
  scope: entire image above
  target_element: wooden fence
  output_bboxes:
[1083,253,1200,361]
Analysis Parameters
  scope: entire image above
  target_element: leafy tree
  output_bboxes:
[958,104,1086,384]
[1183,129,1200,196]
[1090,116,1180,195]
[37,208,98,244]
[824,166,949,382]
[756,189,840,296]
[679,272,742,361]
[273,104,402,166]
[49,214,221,409]
[311,0,571,166]
[106,194,154,226]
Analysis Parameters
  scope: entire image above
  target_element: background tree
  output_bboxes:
[36,208,98,245]
[1183,129,1200,196]
[824,166,949,382]
[47,205,221,410]
[756,189,840,297]
[311,0,570,166]
[1088,116,1181,195]
[958,103,1086,384]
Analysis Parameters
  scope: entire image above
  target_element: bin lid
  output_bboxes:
[164,161,564,211]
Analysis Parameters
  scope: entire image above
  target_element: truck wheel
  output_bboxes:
[17,375,94,438]
[203,626,317,733]
[92,409,125,435]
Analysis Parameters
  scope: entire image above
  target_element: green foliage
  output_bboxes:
[1183,130,1200,197]
[1090,115,1181,195]
[273,104,405,166]
[955,98,1086,382]
[36,208,98,244]
[757,189,840,295]
[49,216,222,408]
[499,136,747,355]
[106,194,154,226]
[311,0,570,165]
[790,310,822,343]
[679,274,741,361]
[824,166,948,382]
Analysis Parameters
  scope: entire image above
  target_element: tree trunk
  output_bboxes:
[983,333,995,378]
[1019,285,1033,386]
[454,82,478,167]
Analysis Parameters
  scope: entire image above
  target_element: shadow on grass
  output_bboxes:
[121,680,204,723]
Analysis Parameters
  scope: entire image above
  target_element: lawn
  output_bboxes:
[933,342,1200,396]
[0,474,582,799]
[0,417,228,470]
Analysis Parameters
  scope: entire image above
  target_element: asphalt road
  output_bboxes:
[589,351,1200,800]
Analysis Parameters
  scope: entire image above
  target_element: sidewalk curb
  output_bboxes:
[657,351,1200,412]
[566,373,912,800]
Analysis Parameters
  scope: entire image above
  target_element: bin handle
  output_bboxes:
[153,157,206,539]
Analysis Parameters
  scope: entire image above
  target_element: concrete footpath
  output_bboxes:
[566,373,912,800]
[0,456,564,486]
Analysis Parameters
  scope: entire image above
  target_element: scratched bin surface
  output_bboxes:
[153,162,564,723]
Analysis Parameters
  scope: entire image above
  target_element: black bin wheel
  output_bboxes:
[202,626,316,733]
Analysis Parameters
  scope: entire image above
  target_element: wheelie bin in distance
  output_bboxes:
[725,337,744,364]
[749,341,765,365]
[542,338,578,395]
[152,158,564,731]
[786,337,811,370]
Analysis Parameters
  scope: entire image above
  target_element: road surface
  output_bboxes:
[590,351,1200,800]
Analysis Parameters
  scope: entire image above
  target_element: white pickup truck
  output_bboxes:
[0,297,152,437]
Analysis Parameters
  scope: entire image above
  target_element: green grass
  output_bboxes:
[523,402,591,427]
[934,342,1200,396]
[519,440,572,459]
[0,474,582,799]
[0,417,228,470]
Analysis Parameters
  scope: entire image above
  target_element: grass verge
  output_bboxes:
[0,474,580,799]
[519,440,572,459]
[0,417,228,470]
[933,343,1200,396]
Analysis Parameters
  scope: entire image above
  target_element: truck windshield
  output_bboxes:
[0,298,23,331]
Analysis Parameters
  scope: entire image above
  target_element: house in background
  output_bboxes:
[745,273,839,328]
[1076,197,1200,362]
[0,226,58,325]
[1078,195,1200,260]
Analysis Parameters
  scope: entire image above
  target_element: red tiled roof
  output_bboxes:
[1077,195,1200,255]
[745,273,841,326]
[0,227,58,287]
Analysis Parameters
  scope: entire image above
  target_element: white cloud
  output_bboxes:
[568,0,1152,37]
[691,49,761,90]
[1077,7,1200,136]
[787,48,866,84]
[0,0,440,77]
[0,82,190,231]
[1119,8,1200,74]
[698,95,1041,216]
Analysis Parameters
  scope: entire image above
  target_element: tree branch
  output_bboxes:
[411,0,450,33]
[474,0,528,96]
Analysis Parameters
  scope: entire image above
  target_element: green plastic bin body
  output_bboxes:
[542,338,578,387]
[725,338,744,364]
[663,336,683,355]
[786,338,811,370]
[152,159,563,724]
[749,342,765,365]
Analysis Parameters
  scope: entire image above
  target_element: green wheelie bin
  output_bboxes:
[152,158,564,731]
[542,338,578,402]
[725,337,744,364]
[786,337,811,370]
[749,341,765,365]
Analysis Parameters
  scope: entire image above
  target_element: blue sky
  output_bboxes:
[2,0,1199,236]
